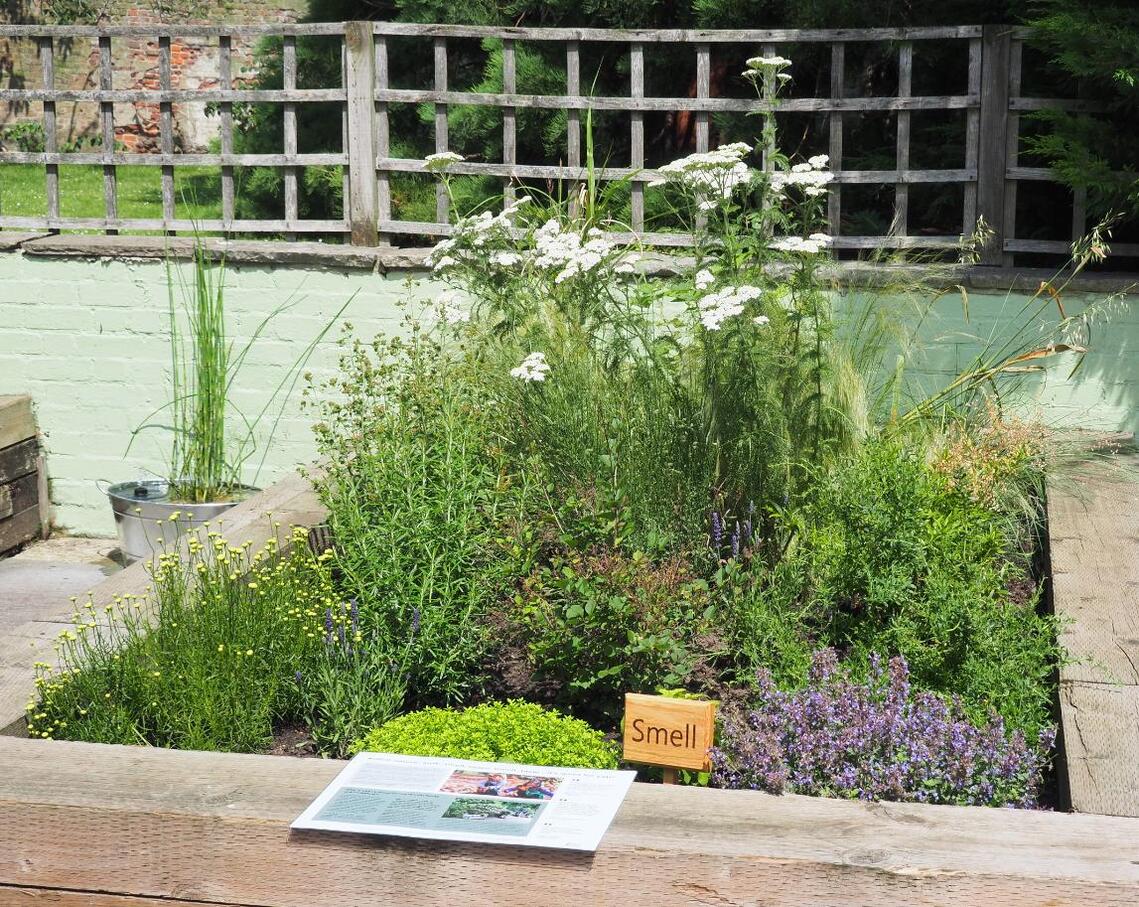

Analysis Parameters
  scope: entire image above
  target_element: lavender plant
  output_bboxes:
[710,649,1055,809]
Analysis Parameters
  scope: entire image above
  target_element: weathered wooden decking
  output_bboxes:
[1,735,1138,906]
[1049,456,1139,817]
[0,470,326,734]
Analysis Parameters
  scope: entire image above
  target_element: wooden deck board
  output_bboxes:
[1048,457,1139,817]
[0,736,1138,906]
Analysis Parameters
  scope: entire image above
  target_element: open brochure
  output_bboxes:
[291,752,637,851]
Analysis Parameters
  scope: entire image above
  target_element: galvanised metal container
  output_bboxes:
[104,480,256,563]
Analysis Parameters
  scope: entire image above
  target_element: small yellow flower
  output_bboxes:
[245,648,253,656]
[217,644,225,652]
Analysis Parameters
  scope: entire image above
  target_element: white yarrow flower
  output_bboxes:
[510,352,550,383]
[695,268,715,290]
[424,151,464,172]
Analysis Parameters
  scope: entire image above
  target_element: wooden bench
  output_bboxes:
[0,394,47,556]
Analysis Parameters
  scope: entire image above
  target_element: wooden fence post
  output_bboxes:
[344,21,378,246]
[976,24,1013,266]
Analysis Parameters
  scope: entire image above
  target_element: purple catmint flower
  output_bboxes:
[731,521,741,559]
[709,649,1054,810]
[349,598,359,635]
[742,518,752,549]
[710,511,723,551]
[337,622,346,648]
[294,670,303,684]
[410,606,421,636]
[323,608,334,645]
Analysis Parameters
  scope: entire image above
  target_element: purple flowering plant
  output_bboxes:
[710,649,1055,809]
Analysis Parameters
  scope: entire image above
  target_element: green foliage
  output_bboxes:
[1026,1,1139,216]
[351,700,619,768]
[306,323,536,709]
[26,529,333,752]
[504,536,723,724]
[734,441,1060,740]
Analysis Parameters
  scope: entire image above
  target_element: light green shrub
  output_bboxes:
[351,701,619,769]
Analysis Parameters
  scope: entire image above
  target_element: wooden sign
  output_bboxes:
[622,693,717,773]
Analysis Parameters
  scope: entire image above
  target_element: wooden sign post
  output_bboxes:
[622,693,717,784]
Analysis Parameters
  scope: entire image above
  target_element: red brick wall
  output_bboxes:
[1,1,308,152]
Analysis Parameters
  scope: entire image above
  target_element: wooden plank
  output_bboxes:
[566,40,581,214]
[828,42,844,235]
[1005,238,1139,256]
[963,36,981,237]
[695,43,710,154]
[0,216,347,233]
[0,88,348,103]
[363,89,976,114]
[629,42,644,231]
[373,158,976,184]
[0,471,38,521]
[369,24,987,42]
[374,35,392,245]
[501,38,516,204]
[434,37,449,224]
[282,36,299,239]
[0,888,240,906]
[0,152,347,166]
[98,36,118,234]
[894,41,912,235]
[158,36,174,231]
[0,505,40,554]
[0,23,982,41]
[1,737,1138,906]
[344,22,378,246]
[36,453,50,539]
[39,37,58,230]
[1049,459,1139,817]
[0,439,38,485]
[0,396,35,451]
[218,35,235,230]
[0,23,349,38]
[976,24,1012,265]
[1072,185,1087,242]
[1001,38,1022,258]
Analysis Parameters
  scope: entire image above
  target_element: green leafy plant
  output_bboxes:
[129,239,349,502]
[26,528,335,752]
[351,700,619,769]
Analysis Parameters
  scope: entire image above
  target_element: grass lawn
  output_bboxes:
[0,163,222,224]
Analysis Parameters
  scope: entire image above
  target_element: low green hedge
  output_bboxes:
[351,700,619,769]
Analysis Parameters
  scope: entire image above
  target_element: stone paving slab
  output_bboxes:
[0,537,121,632]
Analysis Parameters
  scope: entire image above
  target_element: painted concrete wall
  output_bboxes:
[0,252,442,536]
[1,251,1136,536]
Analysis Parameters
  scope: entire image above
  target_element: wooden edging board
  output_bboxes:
[1,735,1138,906]
[1047,458,1139,817]
[0,469,326,734]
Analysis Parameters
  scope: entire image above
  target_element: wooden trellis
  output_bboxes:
[0,21,1124,261]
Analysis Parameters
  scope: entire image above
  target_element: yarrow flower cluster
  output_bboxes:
[773,154,834,198]
[425,196,532,273]
[694,268,715,290]
[770,232,833,255]
[697,284,764,331]
[649,142,754,212]
[434,289,470,325]
[423,151,464,172]
[743,54,793,84]
[709,649,1056,809]
[532,220,624,284]
[509,351,550,382]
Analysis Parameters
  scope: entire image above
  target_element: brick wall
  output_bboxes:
[0,0,308,151]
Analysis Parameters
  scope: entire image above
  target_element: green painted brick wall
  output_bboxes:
[1,252,1135,537]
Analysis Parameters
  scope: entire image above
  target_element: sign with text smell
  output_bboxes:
[622,693,717,772]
